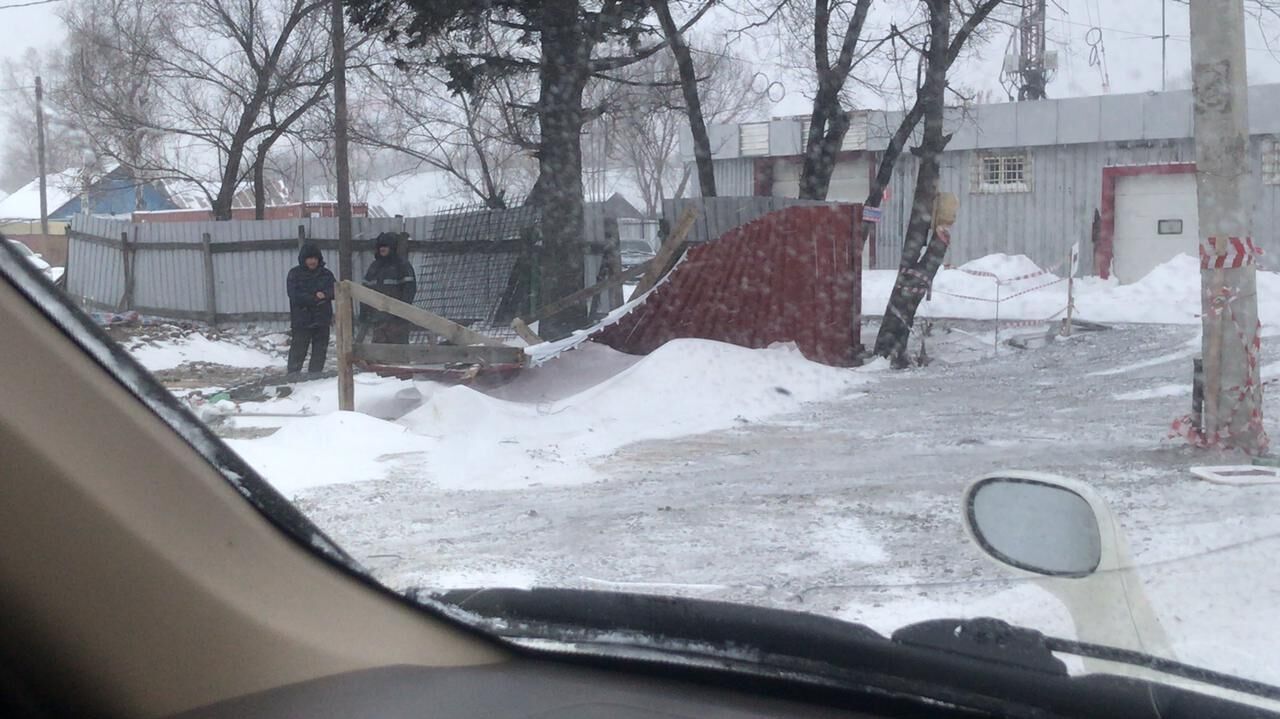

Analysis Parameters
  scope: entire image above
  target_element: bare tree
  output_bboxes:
[57,0,338,219]
[872,0,1010,365]
[604,47,765,215]
[349,40,539,210]
[0,50,86,193]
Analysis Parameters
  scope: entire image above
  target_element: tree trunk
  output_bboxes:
[873,0,952,365]
[253,142,268,220]
[531,0,590,340]
[652,0,715,198]
[798,91,850,200]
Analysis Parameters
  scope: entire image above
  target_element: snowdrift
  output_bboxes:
[863,252,1280,325]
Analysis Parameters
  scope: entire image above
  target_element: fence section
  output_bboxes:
[662,196,842,246]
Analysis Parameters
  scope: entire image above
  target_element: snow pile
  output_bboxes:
[226,412,424,495]
[129,332,285,371]
[230,339,871,495]
[864,252,1280,326]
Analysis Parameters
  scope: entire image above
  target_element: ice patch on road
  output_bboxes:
[811,517,889,564]
[1115,385,1187,401]
[130,333,284,371]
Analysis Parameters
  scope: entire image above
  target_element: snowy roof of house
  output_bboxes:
[0,170,83,220]
[694,82,1280,158]
[158,177,291,211]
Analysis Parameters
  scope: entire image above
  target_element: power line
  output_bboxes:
[0,0,62,9]
[0,0,61,8]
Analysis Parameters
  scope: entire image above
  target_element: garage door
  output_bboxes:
[1113,172,1198,284]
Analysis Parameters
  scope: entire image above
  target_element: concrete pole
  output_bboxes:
[34,76,49,238]
[1189,0,1266,452]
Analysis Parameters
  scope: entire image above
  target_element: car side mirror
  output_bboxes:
[964,476,1102,577]
[961,472,1175,667]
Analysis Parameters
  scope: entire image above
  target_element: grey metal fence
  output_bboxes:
[661,196,847,245]
[67,207,625,327]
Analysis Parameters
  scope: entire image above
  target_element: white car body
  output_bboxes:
[7,239,65,285]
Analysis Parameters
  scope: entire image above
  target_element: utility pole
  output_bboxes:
[330,0,353,282]
[34,75,48,238]
[1161,0,1168,91]
[1188,0,1266,452]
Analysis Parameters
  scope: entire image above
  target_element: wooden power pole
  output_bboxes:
[34,75,49,238]
[330,0,353,282]
[1189,0,1266,452]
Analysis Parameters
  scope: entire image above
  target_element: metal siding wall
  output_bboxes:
[873,140,1202,273]
[663,196,845,245]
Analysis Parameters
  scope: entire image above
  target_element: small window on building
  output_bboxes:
[1264,137,1280,185]
[1158,219,1183,235]
[973,151,1031,193]
[740,122,770,156]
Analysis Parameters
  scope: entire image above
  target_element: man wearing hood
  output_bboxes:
[362,232,417,344]
[286,243,337,375]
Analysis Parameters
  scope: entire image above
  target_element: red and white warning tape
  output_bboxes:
[1169,278,1269,454]
[1200,237,1263,270]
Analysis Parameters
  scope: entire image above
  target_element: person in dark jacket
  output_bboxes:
[286,243,336,375]
[361,232,417,344]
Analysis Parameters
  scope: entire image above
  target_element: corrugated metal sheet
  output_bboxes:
[739,122,770,156]
[663,196,847,246]
[596,205,862,366]
[873,140,1200,273]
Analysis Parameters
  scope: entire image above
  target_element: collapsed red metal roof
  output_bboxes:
[594,204,863,366]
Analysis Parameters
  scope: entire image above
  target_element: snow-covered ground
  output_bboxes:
[864,252,1280,325]
[128,332,286,371]
[117,251,1280,692]
[225,339,874,495]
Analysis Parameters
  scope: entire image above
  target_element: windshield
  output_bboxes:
[8,0,1280,700]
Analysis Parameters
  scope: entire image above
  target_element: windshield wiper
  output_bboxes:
[429,587,1280,718]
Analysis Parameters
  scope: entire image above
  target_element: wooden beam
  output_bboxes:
[353,343,526,366]
[201,232,217,326]
[634,206,697,296]
[510,317,543,346]
[523,260,652,324]
[345,280,504,347]
[335,280,355,411]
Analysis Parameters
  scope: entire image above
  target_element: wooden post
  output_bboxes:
[1064,246,1074,337]
[201,232,217,326]
[634,206,697,296]
[119,230,135,311]
[336,280,355,411]
[297,224,306,251]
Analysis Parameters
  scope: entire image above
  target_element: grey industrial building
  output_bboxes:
[684,83,1280,281]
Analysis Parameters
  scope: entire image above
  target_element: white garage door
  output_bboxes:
[1113,172,1199,284]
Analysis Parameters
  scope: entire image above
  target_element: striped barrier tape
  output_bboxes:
[941,257,1067,285]
[1200,237,1263,270]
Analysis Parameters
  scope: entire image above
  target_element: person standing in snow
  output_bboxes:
[361,232,417,344]
[286,243,336,375]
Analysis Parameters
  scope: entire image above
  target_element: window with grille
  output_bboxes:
[1264,137,1280,185]
[973,152,1031,193]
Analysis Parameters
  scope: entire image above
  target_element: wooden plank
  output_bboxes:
[201,232,217,325]
[119,230,135,311]
[346,280,504,347]
[353,343,525,366]
[510,317,543,346]
[336,280,355,411]
[523,260,651,324]
[634,206,697,296]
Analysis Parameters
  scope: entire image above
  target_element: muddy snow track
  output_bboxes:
[291,324,1280,683]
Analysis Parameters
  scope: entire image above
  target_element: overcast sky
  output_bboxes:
[4,1,1280,146]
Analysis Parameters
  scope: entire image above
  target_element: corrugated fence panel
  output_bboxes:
[663,196,844,245]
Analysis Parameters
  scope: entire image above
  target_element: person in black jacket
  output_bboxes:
[286,243,336,375]
[361,232,417,344]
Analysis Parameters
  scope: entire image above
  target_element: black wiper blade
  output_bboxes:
[432,588,1280,717]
